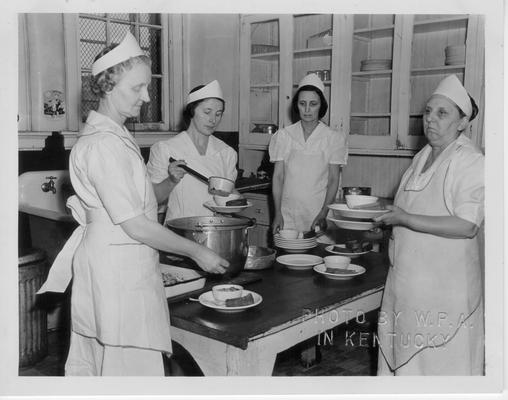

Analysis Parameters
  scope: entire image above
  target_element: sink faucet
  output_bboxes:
[41,176,57,194]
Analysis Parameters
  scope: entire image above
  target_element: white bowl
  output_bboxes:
[279,229,299,239]
[208,176,235,196]
[345,195,379,209]
[212,284,244,302]
[213,193,242,207]
[323,255,351,270]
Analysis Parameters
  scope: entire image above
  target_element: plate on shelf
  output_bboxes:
[276,254,323,270]
[203,200,252,214]
[327,217,378,231]
[328,203,388,220]
[325,244,369,258]
[197,290,262,313]
[313,263,366,280]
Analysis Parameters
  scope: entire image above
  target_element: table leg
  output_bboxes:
[170,326,277,376]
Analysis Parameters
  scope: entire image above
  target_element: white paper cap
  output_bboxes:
[91,32,145,76]
[187,80,224,105]
[431,75,472,118]
[297,73,325,94]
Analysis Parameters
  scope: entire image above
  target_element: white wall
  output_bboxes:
[184,14,240,131]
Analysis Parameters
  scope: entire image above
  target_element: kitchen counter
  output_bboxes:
[166,245,389,375]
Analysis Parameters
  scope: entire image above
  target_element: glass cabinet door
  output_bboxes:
[349,14,398,149]
[405,14,470,149]
[240,15,290,146]
[292,14,333,125]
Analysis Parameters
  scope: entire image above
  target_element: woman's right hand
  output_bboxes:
[193,246,229,275]
[272,213,284,234]
[168,159,187,184]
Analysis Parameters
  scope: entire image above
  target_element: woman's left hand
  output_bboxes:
[374,205,409,226]
[311,210,328,232]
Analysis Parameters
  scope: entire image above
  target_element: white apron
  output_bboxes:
[281,144,329,232]
[39,127,172,356]
[377,145,484,375]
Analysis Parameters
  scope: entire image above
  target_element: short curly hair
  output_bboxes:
[291,85,328,122]
[182,85,226,129]
[89,43,151,98]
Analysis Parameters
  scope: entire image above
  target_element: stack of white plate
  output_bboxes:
[445,45,465,65]
[360,59,392,72]
[273,234,318,253]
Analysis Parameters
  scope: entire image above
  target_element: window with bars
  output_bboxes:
[79,13,165,128]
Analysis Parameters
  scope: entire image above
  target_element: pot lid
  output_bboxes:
[166,216,253,231]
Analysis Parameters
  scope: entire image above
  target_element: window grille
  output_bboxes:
[78,14,163,126]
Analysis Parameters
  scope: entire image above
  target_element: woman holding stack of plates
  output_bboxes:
[374,75,484,375]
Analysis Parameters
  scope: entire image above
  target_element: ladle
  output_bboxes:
[169,157,233,196]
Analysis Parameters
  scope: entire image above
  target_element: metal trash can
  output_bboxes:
[18,248,48,367]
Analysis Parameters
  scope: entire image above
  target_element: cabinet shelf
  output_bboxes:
[292,81,331,86]
[251,52,280,60]
[413,16,468,33]
[410,65,465,76]
[353,24,394,40]
[293,47,332,58]
[250,83,280,89]
[352,70,392,79]
[351,113,391,117]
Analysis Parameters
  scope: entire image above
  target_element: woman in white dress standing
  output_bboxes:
[38,32,228,376]
[269,73,348,234]
[375,75,484,375]
[147,80,237,223]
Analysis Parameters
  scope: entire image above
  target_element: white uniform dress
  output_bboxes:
[377,134,484,375]
[268,121,348,232]
[40,111,172,375]
[147,131,237,223]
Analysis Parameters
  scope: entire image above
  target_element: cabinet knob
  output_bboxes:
[255,208,262,214]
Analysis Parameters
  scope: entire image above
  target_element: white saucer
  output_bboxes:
[313,263,366,280]
[198,290,262,313]
[203,200,252,214]
[276,254,323,270]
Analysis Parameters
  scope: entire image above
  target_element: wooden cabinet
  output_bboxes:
[239,192,272,247]
[238,13,484,173]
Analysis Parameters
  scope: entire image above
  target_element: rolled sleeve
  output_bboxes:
[87,137,144,224]
[224,148,238,181]
[268,130,289,162]
[445,151,484,226]
[328,130,348,165]
[146,141,169,184]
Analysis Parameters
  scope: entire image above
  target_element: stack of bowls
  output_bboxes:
[445,45,466,65]
[274,230,318,253]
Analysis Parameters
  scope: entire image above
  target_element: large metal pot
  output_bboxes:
[166,216,255,277]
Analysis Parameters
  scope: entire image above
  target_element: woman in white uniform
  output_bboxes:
[38,33,228,376]
[147,81,237,223]
[375,75,484,375]
[269,73,348,233]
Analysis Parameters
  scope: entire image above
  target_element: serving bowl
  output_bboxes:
[212,284,244,302]
[345,195,379,209]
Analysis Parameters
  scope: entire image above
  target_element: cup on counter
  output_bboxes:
[324,255,351,270]
[279,229,299,239]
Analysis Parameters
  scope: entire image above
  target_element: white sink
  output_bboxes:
[19,170,74,222]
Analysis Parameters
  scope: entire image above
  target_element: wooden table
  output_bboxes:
[167,247,389,376]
